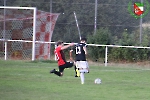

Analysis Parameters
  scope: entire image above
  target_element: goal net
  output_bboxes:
[0,6,59,60]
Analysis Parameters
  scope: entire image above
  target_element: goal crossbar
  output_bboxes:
[0,6,36,10]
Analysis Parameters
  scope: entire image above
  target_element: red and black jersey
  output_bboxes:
[54,46,66,66]
[75,43,87,61]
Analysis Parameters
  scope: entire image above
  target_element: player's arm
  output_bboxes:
[83,46,89,72]
[83,46,87,55]
[69,49,74,62]
[61,43,74,50]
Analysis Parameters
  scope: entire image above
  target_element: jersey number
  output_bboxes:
[55,53,59,61]
[76,46,81,54]
[54,50,59,61]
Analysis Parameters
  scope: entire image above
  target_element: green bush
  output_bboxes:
[87,28,150,62]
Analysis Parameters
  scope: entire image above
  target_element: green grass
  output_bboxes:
[0,60,150,100]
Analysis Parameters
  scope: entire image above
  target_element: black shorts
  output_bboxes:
[59,62,73,72]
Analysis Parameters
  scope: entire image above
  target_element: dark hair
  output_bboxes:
[56,41,63,46]
[81,37,87,42]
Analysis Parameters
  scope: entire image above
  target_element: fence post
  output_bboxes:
[105,46,108,66]
[54,44,57,61]
[4,41,7,60]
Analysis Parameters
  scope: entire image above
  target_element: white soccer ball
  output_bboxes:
[94,78,101,84]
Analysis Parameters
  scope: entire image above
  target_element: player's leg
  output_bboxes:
[75,61,80,77]
[50,69,61,76]
[63,62,80,77]
[74,65,80,77]
[80,72,84,84]
[76,61,84,84]
[59,62,73,76]
[79,68,89,84]
[78,61,89,84]
[69,50,78,77]
[64,62,74,68]
[58,67,64,76]
[50,66,65,77]
[79,69,85,84]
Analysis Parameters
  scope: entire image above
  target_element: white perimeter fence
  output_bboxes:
[0,39,150,66]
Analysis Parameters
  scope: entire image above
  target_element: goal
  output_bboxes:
[0,6,59,60]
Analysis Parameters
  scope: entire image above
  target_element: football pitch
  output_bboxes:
[0,60,150,100]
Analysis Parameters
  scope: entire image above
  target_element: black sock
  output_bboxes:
[74,66,77,75]
[54,71,61,76]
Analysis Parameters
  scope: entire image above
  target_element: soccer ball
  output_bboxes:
[94,78,101,84]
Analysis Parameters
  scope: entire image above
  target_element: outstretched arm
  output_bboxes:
[61,43,74,50]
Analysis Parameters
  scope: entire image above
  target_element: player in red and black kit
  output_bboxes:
[50,41,75,76]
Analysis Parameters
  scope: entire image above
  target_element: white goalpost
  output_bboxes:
[0,6,59,61]
[0,6,37,61]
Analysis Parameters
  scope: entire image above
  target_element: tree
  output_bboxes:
[87,28,111,61]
